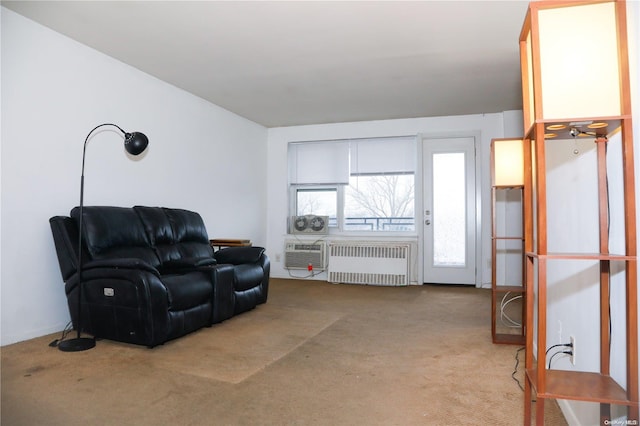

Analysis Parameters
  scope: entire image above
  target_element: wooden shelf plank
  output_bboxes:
[493,333,525,345]
[493,285,524,293]
[493,185,525,189]
[209,238,252,248]
[526,252,636,261]
[524,116,631,141]
[526,368,638,406]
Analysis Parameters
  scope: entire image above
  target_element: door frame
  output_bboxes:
[417,131,483,287]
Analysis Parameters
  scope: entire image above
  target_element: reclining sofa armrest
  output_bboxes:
[159,257,217,274]
[209,264,235,323]
[64,267,171,347]
[82,258,160,277]
[214,246,266,265]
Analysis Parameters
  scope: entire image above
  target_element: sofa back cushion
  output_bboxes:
[71,206,161,268]
[134,206,213,264]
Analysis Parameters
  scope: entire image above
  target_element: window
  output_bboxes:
[295,187,338,227]
[289,136,416,232]
[345,174,414,231]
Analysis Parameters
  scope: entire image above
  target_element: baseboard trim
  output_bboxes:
[557,399,580,426]
[1,322,68,347]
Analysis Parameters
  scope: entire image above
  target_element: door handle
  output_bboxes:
[425,219,431,225]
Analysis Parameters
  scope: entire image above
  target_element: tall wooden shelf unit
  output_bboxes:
[491,138,525,345]
[519,1,638,424]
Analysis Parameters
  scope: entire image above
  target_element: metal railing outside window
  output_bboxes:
[328,217,414,231]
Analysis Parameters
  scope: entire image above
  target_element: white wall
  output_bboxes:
[0,9,268,346]
[266,112,521,286]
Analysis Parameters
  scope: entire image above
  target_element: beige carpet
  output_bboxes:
[153,305,344,384]
[1,278,567,425]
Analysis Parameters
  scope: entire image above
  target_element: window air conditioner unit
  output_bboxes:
[284,241,326,270]
[290,215,329,235]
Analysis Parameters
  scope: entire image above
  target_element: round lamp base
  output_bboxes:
[57,337,96,352]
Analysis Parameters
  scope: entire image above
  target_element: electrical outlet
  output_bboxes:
[275,253,281,262]
[570,335,576,365]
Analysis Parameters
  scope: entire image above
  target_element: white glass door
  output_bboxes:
[422,137,476,284]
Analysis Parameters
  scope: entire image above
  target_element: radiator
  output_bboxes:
[328,242,410,286]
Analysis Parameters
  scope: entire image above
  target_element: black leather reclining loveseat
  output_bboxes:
[49,206,269,347]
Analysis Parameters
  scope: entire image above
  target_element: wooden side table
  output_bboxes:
[209,239,252,251]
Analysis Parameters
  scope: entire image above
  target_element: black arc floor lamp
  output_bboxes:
[58,123,149,352]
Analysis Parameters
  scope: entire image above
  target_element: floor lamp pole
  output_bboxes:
[57,123,148,352]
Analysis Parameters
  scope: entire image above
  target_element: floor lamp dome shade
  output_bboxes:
[57,123,149,352]
[124,132,149,156]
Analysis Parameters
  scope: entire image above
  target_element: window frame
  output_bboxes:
[288,136,418,235]
[290,185,343,230]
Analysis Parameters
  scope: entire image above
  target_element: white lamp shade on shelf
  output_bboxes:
[520,0,629,134]
[492,138,524,187]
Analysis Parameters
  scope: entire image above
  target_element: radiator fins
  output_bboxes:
[328,242,410,286]
[328,271,408,286]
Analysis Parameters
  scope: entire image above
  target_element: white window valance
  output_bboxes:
[288,136,416,185]
[350,136,415,176]
[288,140,350,185]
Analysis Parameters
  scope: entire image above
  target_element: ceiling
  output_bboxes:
[3,1,530,127]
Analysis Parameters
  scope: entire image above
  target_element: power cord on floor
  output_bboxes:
[500,291,522,328]
[513,347,538,403]
[512,346,525,391]
[287,269,323,279]
[48,321,73,347]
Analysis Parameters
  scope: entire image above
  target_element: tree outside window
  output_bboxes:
[344,174,414,231]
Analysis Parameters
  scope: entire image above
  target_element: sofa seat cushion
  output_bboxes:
[233,264,264,292]
[167,304,212,340]
[162,272,212,311]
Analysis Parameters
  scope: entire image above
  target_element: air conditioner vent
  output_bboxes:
[284,241,326,270]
